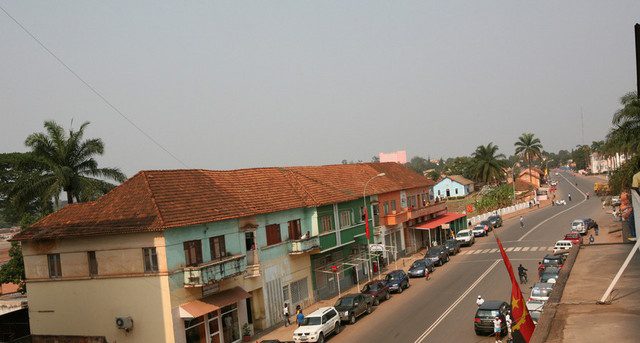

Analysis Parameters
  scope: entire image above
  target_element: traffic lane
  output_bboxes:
[328,257,499,343]
[423,252,548,343]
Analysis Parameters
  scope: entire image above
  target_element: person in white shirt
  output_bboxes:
[476,295,484,307]
[283,303,290,327]
[505,311,513,341]
[493,316,502,343]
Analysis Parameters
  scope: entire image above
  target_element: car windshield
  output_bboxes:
[362,283,379,292]
[481,221,490,225]
[386,273,400,281]
[489,216,499,220]
[457,231,469,237]
[474,225,484,230]
[428,248,443,256]
[335,297,354,307]
[477,309,500,317]
[302,316,322,326]
[532,288,551,296]
[543,258,561,265]
[411,261,425,268]
[572,221,583,226]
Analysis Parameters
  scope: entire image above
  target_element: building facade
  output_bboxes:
[432,175,475,199]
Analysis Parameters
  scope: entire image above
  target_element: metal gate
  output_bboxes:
[265,278,283,327]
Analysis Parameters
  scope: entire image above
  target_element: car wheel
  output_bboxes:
[318,333,325,343]
[398,285,403,293]
[366,305,372,314]
[385,292,390,300]
[349,314,356,324]
[334,323,340,334]
[446,255,450,262]
[374,298,380,306]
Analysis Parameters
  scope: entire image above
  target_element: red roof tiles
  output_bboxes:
[13,163,433,241]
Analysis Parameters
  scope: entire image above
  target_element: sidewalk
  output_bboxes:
[252,199,553,342]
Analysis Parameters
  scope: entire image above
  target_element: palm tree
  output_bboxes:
[606,91,640,154]
[514,133,543,185]
[471,143,507,184]
[17,120,126,204]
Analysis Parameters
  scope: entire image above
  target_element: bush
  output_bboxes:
[474,184,514,213]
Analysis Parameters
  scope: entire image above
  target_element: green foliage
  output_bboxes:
[444,156,475,180]
[471,143,507,184]
[406,156,438,175]
[515,132,543,184]
[474,184,515,213]
[427,170,440,181]
[571,145,590,171]
[0,242,26,294]
[606,92,640,154]
[608,155,640,195]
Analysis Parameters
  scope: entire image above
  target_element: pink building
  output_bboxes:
[379,150,407,164]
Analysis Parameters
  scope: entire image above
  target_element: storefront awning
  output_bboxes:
[179,286,252,319]
[414,212,466,230]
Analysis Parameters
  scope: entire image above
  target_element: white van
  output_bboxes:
[553,240,573,254]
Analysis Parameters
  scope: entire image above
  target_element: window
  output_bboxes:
[143,247,159,272]
[391,200,397,212]
[283,284,290,304]
[209,236,226,260]
[320,216,333,233]
[290,277,309,305]
[383,202,389,215]
[359,207,365,222]
[221,304,239,343]
[339,210,352,228]
[47,253,62,278]
[87,251,98,277]
[437,190,441,195]
[455,188,459,195]
[185,316,206,343]
[288,219,302,240]
[184,240,203,266]
[266,224,282,246]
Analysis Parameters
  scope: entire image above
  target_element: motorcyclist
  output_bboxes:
[520,216,525,229]
[517,264,528,284]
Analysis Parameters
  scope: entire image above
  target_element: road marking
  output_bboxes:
[489,248,498,253]
[481,249,491,253]
[413,260,501,343]
[517,173,587,241]
[506,247,514,252]
[548,247,555,251]
[473,250,483,254]
[522,247,530,251]
[530,247,539,251]
[514,247,522,251]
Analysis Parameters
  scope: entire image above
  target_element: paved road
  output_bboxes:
[327,172,601,343]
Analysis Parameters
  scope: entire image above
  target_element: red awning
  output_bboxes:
[415,212,466,230]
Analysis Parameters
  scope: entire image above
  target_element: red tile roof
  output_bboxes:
[13,163,432,241]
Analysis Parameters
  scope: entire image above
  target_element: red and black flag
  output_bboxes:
[364,207,370,240]
[496,236,536,342]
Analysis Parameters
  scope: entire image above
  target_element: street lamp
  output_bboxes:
[363,172,385,280]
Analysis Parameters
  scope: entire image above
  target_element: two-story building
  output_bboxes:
[13,162,434,343]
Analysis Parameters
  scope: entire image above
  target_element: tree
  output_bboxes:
[471,143,507,184]
[371,155,380,163]
[427,170,440,181]
[17,121,126,204]
[571,145,590,171]
[514,133,543,185]
[0,242,26,293]
[443,156,475,180]
[606,91,640,154]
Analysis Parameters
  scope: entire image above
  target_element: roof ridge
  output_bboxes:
[141,171,166,227]
[280,168,319,206]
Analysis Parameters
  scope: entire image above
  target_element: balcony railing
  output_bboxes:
[407,202,448,220]
[288,236,321,255]
[380,210,409,226]
[183,254,246,287]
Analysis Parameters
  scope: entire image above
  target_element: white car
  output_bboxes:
[293,307,341,343]
[455,229,475,246]
[529,282,553,302]
[526,299,545,324]
[571,220,586,234]
[472,225,487,237]
[554,240,573,254]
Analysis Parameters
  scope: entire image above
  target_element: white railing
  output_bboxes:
[468,201,531,224]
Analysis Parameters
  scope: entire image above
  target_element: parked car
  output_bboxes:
[529,282,554,302]
[487,214,503,228]
[425,246,450,266]
[455,229,475,246]
[553,240,573,254]
[293,307,341,343]
[408,259,436,278]
[384,270,410,293]
[540,266,561,283]
[479,220,494,231]
[334,293,373,324]
[571,220,586,234]
[474,300,510,335]
[472,224,488,237]
[526,300,545,324]
[582,218,596,230]
[563,232,583,246]
[360,280,390,305]
[444,239,461,255]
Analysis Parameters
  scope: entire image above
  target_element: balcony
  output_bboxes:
[183,254,246,287]
[407,202,448,220]
[245,249,260,278]
[288,236,321,255]
[380,210,409,226]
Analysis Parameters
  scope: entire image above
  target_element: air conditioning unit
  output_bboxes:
[115,316,133,332]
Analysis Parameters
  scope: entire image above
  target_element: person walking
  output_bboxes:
[493,316,503,343]
[477,295,485,307]
[589,234,595,245]
[296,308,304,327]
[505,311,513,342]
[283,303,290,327]
[519,216,525,229]
[568,193,572,201]
[594,222,599,236]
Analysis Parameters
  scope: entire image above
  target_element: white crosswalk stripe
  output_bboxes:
[522,247,530,251]
[473,250,483,254]
[530,247,539,251]
[548,247,555,251]
[506,247,514,252]
[514,247,522,251]
[489,248,498,253]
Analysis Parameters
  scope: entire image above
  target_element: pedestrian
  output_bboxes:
[476,295,485,307]
[505,311,513,342]
[568,193,572,201]
[528,201,532,208]
[537,261,545,277]
[296,308,304,327]
[519,216,525,229]
[283,303,291,327]
[493,316,502,343]
[602,201,606,210]
[586,192,590,200]
[589,234,595,245]
[425,267,430,281]
[594,222,599,236]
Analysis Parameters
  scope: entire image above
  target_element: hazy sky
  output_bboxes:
[1,1,639,176]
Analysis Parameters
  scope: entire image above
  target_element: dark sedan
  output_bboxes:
[444,239,461,255]
[479,220,494,231]
[361,280,390,305]
[334,293,373,324]
[425,246,450,266]
[408,259,436,278]
[384,270,410,293]
[487,214,503,228]
[540,266,561,283]
[474,300,510,335]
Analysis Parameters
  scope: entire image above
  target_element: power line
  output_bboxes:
[0,4,188,168]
